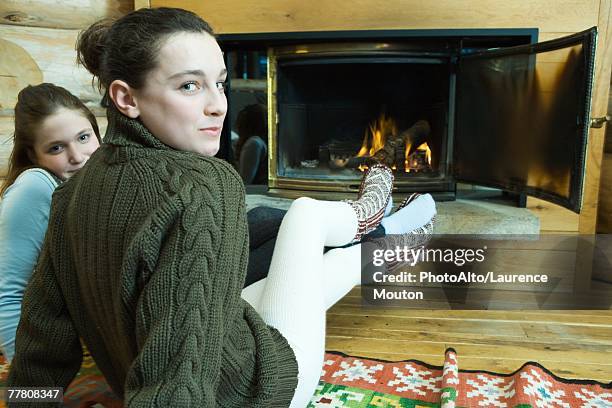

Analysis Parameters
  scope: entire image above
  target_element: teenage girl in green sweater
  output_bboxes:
[8,7,435,407]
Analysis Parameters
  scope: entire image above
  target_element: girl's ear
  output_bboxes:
[109,80,140,118]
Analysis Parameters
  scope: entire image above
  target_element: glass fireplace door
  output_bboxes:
[454,27,597,212]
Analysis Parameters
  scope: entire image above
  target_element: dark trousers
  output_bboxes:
[245,206,386,287]
[245,207,286,287]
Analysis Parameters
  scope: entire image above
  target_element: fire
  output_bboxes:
[405,142,432,172]
[355,114,433,173]
[421,143,432,165]
[356,113,397,158]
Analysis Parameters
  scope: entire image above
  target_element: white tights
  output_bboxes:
[240,195,435,407]
[241,197,363,407]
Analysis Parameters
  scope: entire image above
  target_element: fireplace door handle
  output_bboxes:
[590,115,611,128]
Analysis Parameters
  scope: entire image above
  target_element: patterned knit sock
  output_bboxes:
[380,192,416,220]
[395,192,422,212]
[344,164,394,242]
[373,194,437,271]
[382,216,436,251]
[384,197,393,217]
[380,215,436,271]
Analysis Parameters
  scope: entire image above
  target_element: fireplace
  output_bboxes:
[270,42,452,196]
[220,28,596,212]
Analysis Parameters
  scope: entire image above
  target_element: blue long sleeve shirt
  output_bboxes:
[0,168,58,362]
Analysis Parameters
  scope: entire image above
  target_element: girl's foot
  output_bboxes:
[381,215,436,271]
[344,164,394,242]
[381,193,436,235]
[375,194,437,270]
[395,192,422,212]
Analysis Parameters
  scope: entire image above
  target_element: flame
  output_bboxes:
[418,142,432,166]
[404,143,412,172]
[356,131,370,157]
[356,113,433,174]
[356,113,397,158]
[404,142,432,172]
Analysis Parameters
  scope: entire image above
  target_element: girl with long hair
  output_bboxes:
[0,83,101,362]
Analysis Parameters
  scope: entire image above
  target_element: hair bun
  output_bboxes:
[76,19,113,86]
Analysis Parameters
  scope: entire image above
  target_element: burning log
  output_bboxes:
[315,115,434,173]
[346,155,371,169]
[370,131,399,167]
[368,120,431,168]
[400,120,431,158]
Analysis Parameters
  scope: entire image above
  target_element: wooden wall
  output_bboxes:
[0,0,134,178]
[597,76,612,233]
[152,0,612,234]
[153,0,599,34]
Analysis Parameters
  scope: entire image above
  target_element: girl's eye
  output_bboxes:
[216,81,227,92]
[181,81,200,92]
[78,134,91,143]
[48,145,63,154]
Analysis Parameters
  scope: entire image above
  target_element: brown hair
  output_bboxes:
[0,83,101,196]
[76,7,214,105]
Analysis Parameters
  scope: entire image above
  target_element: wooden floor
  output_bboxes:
[326,288,612,383]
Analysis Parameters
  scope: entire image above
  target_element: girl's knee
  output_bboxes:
[288,197,317,216]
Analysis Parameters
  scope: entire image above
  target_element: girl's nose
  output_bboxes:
[204,87,228,117]
[68,146,85,164]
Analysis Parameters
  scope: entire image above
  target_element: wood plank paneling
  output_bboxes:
[350,351,612,382]
[0,0,133,29]
[597,76,612,232]
[0,38,43,112]
[607,79,612,154]
[153,0,600,34]
[580,0,612,233]
[327,327,611,363]
[598,153,612,232]
[539,32,582,41]
[0,117,13,178]
[325,335,610,368]
[327,297,612,382]
[0,25,104,113]
[527,197,580,232]
[334,294,612,323]
[134,0,151,10]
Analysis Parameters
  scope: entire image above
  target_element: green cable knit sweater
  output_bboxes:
[7,106,299,407]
